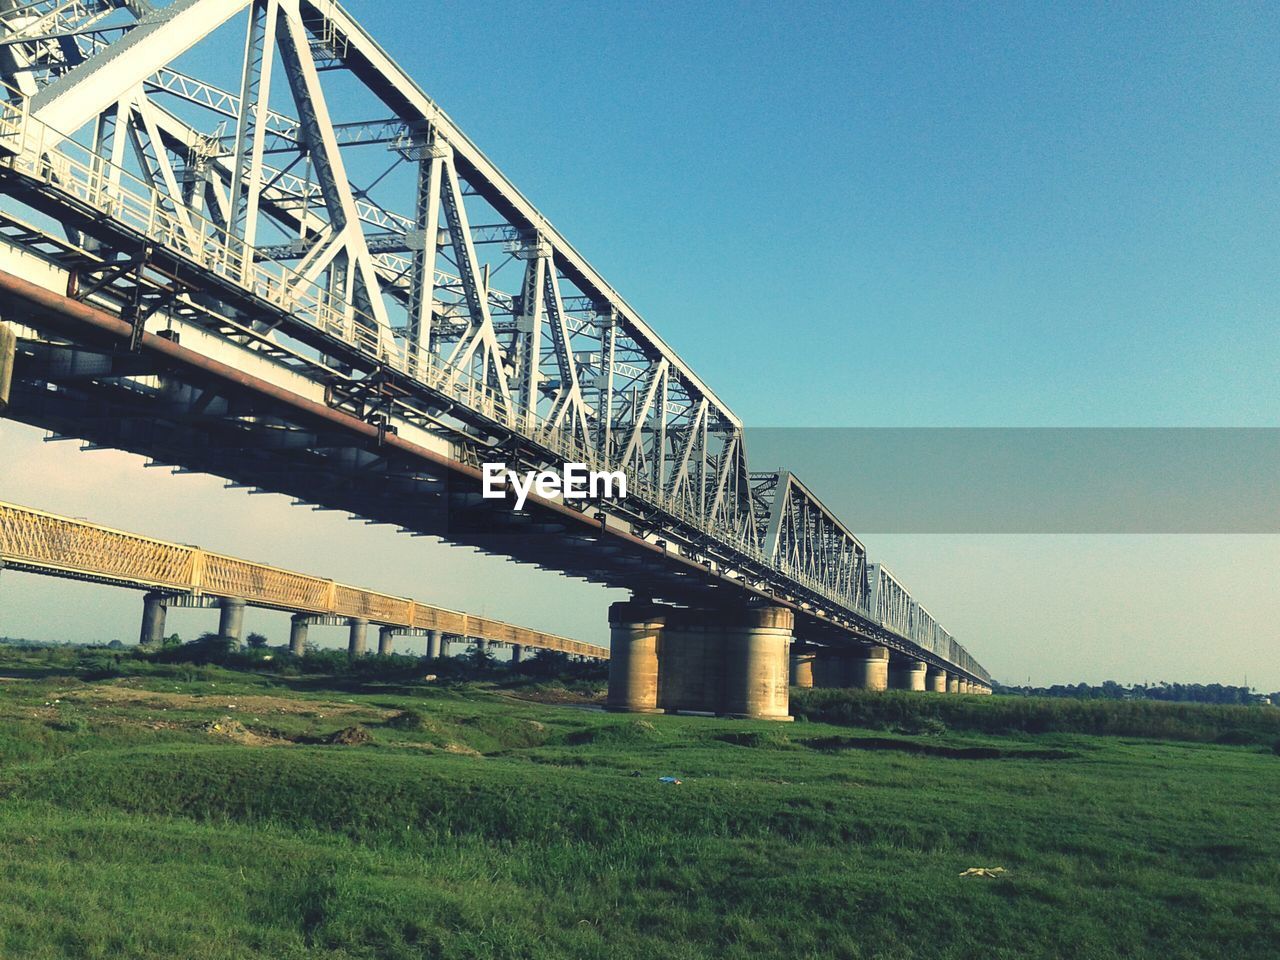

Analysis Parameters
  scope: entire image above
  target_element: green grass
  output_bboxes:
[1,647,1277,958]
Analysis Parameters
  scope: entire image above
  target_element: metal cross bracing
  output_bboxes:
[0,0,991,685]
[0,498,609,657]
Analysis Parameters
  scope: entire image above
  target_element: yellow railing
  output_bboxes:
[0,499,607,658]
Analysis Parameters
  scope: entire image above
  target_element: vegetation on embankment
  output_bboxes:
[0,644,1277,959]
[791,686,1280,746]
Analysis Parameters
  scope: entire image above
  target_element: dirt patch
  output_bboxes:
[502,687,605,707]
[57,683,392,720]
[200,717,292,747]
[325,725,373,746]
[442,742,482,756]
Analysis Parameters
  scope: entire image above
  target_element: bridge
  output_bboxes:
[0,498,608,659]
[0,0,991,719]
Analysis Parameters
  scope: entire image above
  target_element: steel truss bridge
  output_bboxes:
[0,499,607,657]
[0,0,989,686]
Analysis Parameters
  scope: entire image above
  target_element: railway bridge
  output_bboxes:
[0,0,991,720]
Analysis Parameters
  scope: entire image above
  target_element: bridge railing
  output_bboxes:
[0,499,608,658]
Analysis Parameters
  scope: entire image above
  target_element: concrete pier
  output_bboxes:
[721,605,793,721]
[348,618,367,657]
[289,614,309,657]
[790,649,815,688]
[891,658,929,692]
[378,626,394,656]
[947,675,960,694]
[474,637,488,656]
[658,608,723,715]
[849,646,889,691]
[139,591,168,646]
[426,629,442,659]
[927,668,948,693]
[217,598,245,648]
[510,643,523,665]
[606,600,666,713]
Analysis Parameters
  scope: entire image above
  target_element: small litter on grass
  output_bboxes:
[658,776,682,785]
[959,867,1006,878]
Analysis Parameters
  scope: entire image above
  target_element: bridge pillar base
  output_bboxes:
[348,618,368,658]
[474,637,488,657]
[511,644,523,665]
[850,646,890,691]
[218,598,245,649]
[790,650,816,688]
[139,591,168,646]
[926,668,948,693]
[426,629,442,659]
[720,606,794,721]
[289,615,309,657]
[947,676,960,694]
[891,659,929,692]
[378,626,395,656]
[606,601,667,713]
[658,608,723,716]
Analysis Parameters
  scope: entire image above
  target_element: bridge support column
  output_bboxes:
[960,679,972,694]
[348,618,367,658]
[607,601,667,714]
[891,659,928,692]
[813,654,848,688]
[849,646,889,691]
[721,605,793,721]
[378,626,395,656]
[426,629,442,659]
[947,675,960,694]
[926,668,948,693]
[474,637,488,656]
[511,644,523,665]
[217,598,245,648]
[139,591,168,646]
[289,615,309,657]
[790,649,816,688]
[658,608,723,715]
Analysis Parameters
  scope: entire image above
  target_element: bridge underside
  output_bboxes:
[1,265,882,651]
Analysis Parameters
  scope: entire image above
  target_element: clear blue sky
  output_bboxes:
[350,0,1279,428]
[2,0,1277,686]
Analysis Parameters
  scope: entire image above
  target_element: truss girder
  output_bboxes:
[0,0,989,683]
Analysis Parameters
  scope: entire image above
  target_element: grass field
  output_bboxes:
[1,646,1277,959]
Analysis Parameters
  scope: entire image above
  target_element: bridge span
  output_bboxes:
[0,0,990,718]
[0,498,607,659]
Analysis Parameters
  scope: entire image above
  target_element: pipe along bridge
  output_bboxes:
[0,0,990,720]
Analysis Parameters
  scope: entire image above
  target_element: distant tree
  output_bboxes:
[106,639,125,650]
[246,632,269,649]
